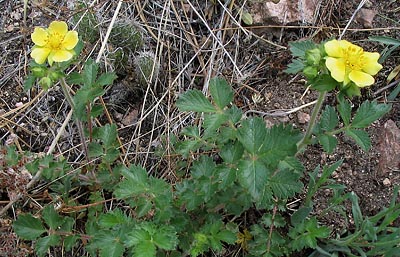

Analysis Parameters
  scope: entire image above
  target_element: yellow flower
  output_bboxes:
[324,39,382,87]
[31,21,78,65]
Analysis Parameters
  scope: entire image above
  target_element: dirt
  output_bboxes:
[1,0,400,256]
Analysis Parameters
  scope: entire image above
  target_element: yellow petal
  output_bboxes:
[362,52,383,75]
[325,57,346,82]
[324,40,342,57]
[349,70,374,87]
[52,49,74,63]
[62,31,79,50]
[48,21,68,35]
[31,47,51,64]
[31,27,48,46]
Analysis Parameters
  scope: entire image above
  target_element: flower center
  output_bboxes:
[47,32,64,50]
[343,45,364,71]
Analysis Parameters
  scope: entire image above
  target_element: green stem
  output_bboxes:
[297,91,327,152]
[60,77,89,160]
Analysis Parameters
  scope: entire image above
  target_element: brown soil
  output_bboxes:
[1,0,399,256]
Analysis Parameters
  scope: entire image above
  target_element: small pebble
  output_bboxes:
[382,178,391,186]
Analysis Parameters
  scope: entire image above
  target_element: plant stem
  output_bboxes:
[60,77,89,160]
[297,91,327,152]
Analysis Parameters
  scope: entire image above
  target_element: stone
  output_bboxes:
[377,120,400,175]
[249,0,319,25]
[297,111,310,124]
[355,8,377,29]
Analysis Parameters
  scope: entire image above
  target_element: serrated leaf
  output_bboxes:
[269,169,303,198]
[175,140,202,157]
[319,134,338,154]
[152,226,178,250]
[133,241,156,257]
[238,159,269,201]
[23,74,36,90]
[237,117,267,154]
[216,230,237,244]
[203,113,228,137]
[97,72,117,86]
[98,124,118,148]
[66,72,83,85]
[320,106,339,131]
[13,214,46,240]
[288,40,316,58]
[88,142,103,158]
[176,89,216,113]
[114,165,149,199]
[64,235,80,251]
[83,59,99,87]
[345,128,371,151]
[285,59,304,74]
[338,98,352,126]
[219,141,244,163]
[352,100,391,128]
[311,74,338,92]
[278,156,304,173]
[209,77,234,109]
[35,235,61,257]
[291,206,312,226]
[42,205,63,230]
[261,124,301,167]
[99,209,129,228]
[100,241,124,257]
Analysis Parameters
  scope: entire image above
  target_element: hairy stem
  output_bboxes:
[60,77,89,160]
[297,91,327,152]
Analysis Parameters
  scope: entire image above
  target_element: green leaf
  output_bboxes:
[23,74,36,90]
[100,241,125,257]
[261,124,301,167]
[288,40,316,58]
[203,113,228,137]
[35,235,61,257]
[311,74,338,92]
[42,205,63,230]
[338,98,352,126]
[345,128,371,151]
[13,214,46,240]
[238,159,270,201]
[388,82,400,101]
[269,169,303,198]
[66,72,83,85]
[289,217,330,251]
[237,117,267,154]
[320,106,339,131]
[209,77,234,109]
[88,142,103,158]
[152,226,178,250]
[352,100,391,128]
[291,206,312,226]
[319,134,338,154]
[278,156,304,173]
[176,89,216,113]
[98,124,118,148]
[368,36,400,46]
[114,165,149,199]
[219,141,244,163]
[64,235,80,251]
[97,72,117,86]
[83,59,99,87]
[241,10,253,25]
[285,59,304,74]
[99,209,129,228]
[133,241,156,257]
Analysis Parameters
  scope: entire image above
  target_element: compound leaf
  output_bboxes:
[209,77,234,109]
[352,101,391,128]
[13,214,46,240]
[176,89,216,113]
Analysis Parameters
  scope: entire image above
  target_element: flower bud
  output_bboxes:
[306,48,321,66]
[303,66,318,79]
[38,77,53,90]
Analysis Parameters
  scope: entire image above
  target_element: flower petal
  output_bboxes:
[31,28,48,46]
[324,40,342,57]
[362,52,383,75]
[52,49,74,63]
[349,70,374,87]
[48,21,68,36]
[31,47,51,64]
[61,31,79,50]
[325,57,346,82]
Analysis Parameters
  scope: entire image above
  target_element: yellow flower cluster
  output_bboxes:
[31,21,78,65]
[324,40,382,88]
